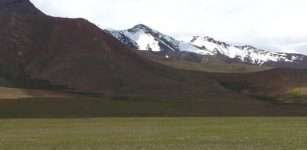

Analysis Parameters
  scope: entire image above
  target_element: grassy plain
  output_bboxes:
[0,117,307,150]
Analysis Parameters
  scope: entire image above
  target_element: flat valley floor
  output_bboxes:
[1,117,307,150]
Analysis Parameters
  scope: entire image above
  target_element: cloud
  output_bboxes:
[31,0,307,54]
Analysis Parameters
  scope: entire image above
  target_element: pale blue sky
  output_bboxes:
[31,0,307,54]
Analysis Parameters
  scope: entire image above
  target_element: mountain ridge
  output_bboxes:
[0,0,44,15]
[107,25,307,68]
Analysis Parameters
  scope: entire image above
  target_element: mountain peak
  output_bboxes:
[133,24,149,28]
[0,0,44,15]
[129,24,154,32]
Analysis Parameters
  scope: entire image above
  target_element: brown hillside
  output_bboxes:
[0,13,252,104]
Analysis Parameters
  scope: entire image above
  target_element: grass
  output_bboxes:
[277,87,307,104]
[2,96,307,118]
[1,71,307,118]
[289,87,307,96]
[159,60,271,73]
[0,117,307,150]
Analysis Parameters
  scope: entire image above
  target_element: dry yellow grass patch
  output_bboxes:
[0,87,69,99]
[289,87,307,96]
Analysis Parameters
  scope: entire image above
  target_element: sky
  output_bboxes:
[31,0,307,54]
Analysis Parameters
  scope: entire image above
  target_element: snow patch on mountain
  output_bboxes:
[123,28,161,51]
[178,41,214,55]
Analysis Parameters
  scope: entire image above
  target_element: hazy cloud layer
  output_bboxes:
[31,0,307,54]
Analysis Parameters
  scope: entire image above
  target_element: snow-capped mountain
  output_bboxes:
[190,36,305,65]
[106,24,213,55]
[106,24,307,68]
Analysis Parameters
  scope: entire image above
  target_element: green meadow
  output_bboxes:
[1,117,307,150]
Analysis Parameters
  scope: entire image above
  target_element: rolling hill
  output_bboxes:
[136,51,272,73]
